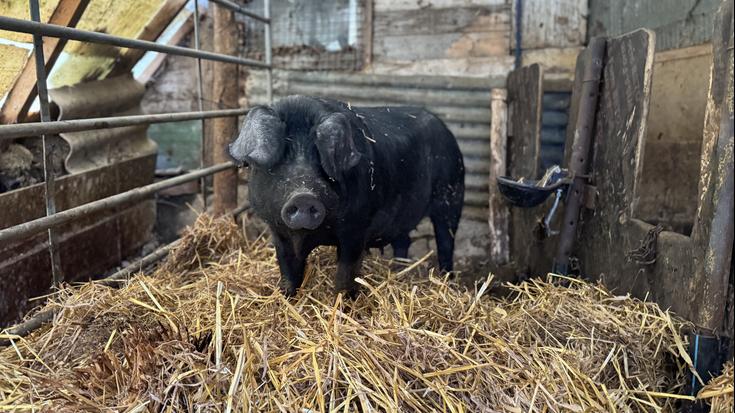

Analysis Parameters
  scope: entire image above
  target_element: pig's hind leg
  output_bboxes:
[429,187,462,273]
[334,236,366,297]
[391,233,412,259]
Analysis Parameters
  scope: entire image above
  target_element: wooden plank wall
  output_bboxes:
[588,0,720,51]
[517,0,587,81]
[369,0,514,77]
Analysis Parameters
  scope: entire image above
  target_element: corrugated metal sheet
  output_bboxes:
[49,75,157,174]
[539,91,570,171]
[247,70,503,222]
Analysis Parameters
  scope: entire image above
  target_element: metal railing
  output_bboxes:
[0,1,271,293]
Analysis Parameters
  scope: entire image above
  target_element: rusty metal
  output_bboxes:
[0,198,251,345]
[0,15,271,68]
[30,0,63,286]
[0,238,180,345]
[0,163,234,245]
[0,108,248,141]
[193,0,208,209]
[552,38,606,274]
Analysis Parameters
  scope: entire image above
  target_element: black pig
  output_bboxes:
[228,96,464,296]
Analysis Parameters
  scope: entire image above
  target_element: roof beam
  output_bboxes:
[0,0,90,125]
[108,0,188,78]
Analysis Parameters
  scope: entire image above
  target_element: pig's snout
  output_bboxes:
[281,193,326,230]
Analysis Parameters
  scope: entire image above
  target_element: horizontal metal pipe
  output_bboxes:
[0,198,253,344]
[0,238,181,344]
[0,108,249,141]
[0,162,234,244]
[0,15,271,69]
[209,0,270,23]
[102,239,182,284]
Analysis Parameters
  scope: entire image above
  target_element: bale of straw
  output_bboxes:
[698,361,734,413]
[0,214,697,412]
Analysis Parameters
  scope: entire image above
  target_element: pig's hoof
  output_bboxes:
[336,288,360,300]
[279,280,298,297]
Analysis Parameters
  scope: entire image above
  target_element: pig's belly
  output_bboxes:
[364,193,431,248]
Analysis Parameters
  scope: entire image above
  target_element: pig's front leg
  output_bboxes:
[272,232,309,297]
[334,237,365,296]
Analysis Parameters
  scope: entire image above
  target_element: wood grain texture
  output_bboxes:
[688,0,734,330]
[507,64,543,180]
[211,3,238,215]
[506,64,544,273]
[588,0,720,51]
[518,0,587,49]
[488,88,509,264]
[372,3,511,62]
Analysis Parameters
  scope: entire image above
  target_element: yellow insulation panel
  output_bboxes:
[0,44,29,97]
[49,0,166,87]
[0,0,61,43]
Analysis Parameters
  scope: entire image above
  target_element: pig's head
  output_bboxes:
[228,99,362,232]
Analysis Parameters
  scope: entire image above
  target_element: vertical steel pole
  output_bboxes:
[193,0,207,209]
[264,0,273,103]
[29,0,62,286]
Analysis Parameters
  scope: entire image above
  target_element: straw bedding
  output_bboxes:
[0,215,701,412]
[698,361,734,413]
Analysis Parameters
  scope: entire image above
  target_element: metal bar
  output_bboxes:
[30,0,63,287]
[0,198,249,344]
[264,0,273,103]
[209,0,270,23]
[231,202,250,217]
[0,15,271,68]
[0,108,248,141]
[193,0,207,210]
[0,239,180,345]
[552,38,606,274]
[102,239,181,284]
[0,162,234,245]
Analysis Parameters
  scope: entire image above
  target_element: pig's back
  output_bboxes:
[351,105,464,242]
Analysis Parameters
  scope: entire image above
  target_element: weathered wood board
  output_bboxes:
[573,28,658,296]
[688,0,734,331]
[372,1,511,67]
[506,64,545,273]
[507,64,543,180]
[517,0,588,49]
[488,88,509,265]
[588,0,720,51]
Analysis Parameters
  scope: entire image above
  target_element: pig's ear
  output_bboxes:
[229,106,285,168]
[315,113,361,181]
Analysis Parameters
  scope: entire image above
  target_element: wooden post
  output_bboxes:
[488,88,509,265]
[211,2,238,215]
[689,0,733,332]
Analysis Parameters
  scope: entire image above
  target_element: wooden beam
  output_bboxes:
[136,14,194,84]
[362,0,374,68]
[689,0,734,332]
[211,2,238,215]
[107,0,188,78]
[488,88,509,265]
[0,0,90,125]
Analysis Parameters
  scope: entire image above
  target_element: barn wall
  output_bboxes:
[634,45,712,234]
[367,0,514,77]
[588,0,720,51]
[588,0,717,235]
